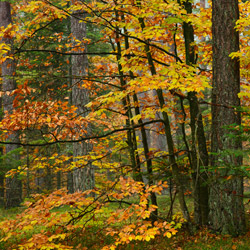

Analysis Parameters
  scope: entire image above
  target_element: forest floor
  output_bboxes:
[1,196,250,249]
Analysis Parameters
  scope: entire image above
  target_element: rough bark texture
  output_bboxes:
[71,9,94,192]
[0,1,22,208]
[209,0,245,235]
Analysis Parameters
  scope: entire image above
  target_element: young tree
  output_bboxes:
[209,0,245,235]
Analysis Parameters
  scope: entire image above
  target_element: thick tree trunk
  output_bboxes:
[71,8,94,192]
[0,1,22,208]
[209,0,245,235]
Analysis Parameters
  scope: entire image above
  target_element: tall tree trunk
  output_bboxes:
[180,0,209,226]
[71,6,94,192]
[209,0,245,235]
[0,1,22,208]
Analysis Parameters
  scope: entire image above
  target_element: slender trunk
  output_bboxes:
[180,0,209,226]
[57,171,61,190]
[26,146,30,197]
[209,0,245,235]
[122,14,158,219]
[137,15,190,223]
[67,10,74,194]
[67,151,74,193]
[0,172,4,207]
[45,166,53,191]
[122,21,147,184]
[0,73,3,207]
[112,11,158,220]
[112,18,143,182]
[156,88,190,223]
[36,169,45,193]
[0,1,22,208]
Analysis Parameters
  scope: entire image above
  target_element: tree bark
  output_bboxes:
[200,0,206,8]
[0,1,22,208]
[209,0,245,235]
[71,7,94,192]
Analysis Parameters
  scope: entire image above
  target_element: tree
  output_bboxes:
[0,1,22,208]
[71,4,94,192]
[209,0,245,235]
[179,0,209,226]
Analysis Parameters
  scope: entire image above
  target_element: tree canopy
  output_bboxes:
[0,0,250,249]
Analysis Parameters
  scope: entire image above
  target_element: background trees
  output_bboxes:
[0,0,249,248]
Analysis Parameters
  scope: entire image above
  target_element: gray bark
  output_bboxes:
[0,1,22,208]
[71,9,94,192]
[200,0,206,8]
[209,0,245,235]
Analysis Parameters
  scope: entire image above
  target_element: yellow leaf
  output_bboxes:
[164,232,172,238]
[31,220,37,225]
[60,233,66,240]
[23,225,33,231]
[135,235,143,241]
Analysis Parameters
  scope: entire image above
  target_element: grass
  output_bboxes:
[0,206,24,221]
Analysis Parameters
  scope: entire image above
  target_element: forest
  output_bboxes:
[0,0,250,249]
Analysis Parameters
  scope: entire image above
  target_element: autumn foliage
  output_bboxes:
[0,0,250,249]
